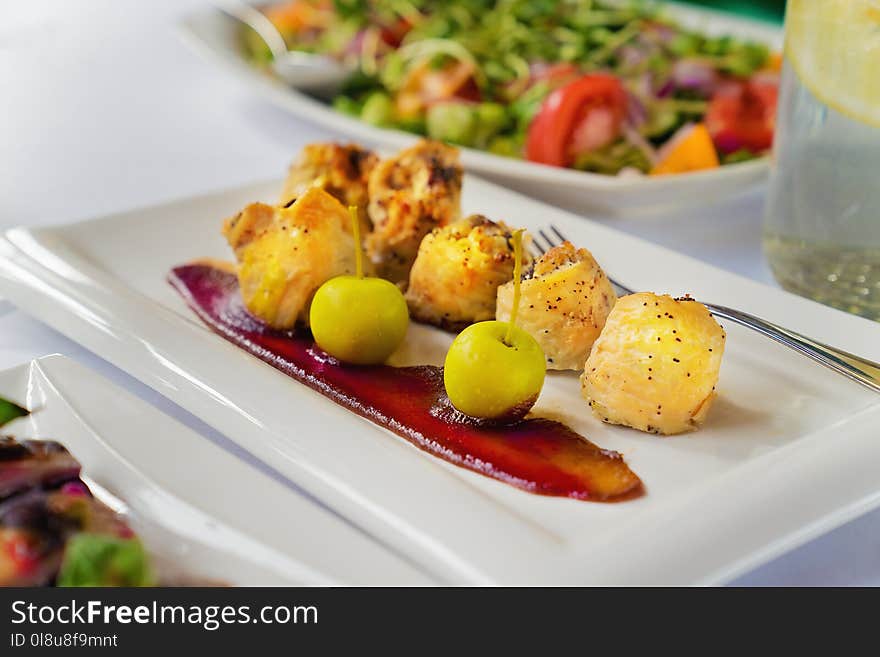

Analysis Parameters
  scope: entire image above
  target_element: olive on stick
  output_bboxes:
[310,207,410,365]
[443,229,546,421]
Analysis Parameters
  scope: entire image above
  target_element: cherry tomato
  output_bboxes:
[705,77,779,154]
[525,74,628,167]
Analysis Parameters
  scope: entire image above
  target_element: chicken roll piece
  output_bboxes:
[280,143,378,237]
[581,292,726,435]
[496,242,616,371]
[405,215,529,331]
[222,187,357,329]
[366,140,463,284]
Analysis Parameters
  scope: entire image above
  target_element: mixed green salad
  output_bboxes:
[244,0,780,176]
[0,396,217,587]
[0,398,155,587]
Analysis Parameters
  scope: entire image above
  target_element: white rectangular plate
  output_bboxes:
[0,355,432,586]
[178,3,782,215]
[1,176,879,585]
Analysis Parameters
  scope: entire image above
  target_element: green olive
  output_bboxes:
[443,320,545,421]
[310,276,409,365]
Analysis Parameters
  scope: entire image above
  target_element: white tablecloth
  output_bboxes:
[3,0,878,586]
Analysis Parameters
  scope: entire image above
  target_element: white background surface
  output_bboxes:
[2,0,878,586]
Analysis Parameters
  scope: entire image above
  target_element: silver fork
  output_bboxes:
[533,225,880,394]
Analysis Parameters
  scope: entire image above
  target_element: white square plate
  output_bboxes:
[1,176,879,585]
[177,3,782,215]
[0,355,432,585]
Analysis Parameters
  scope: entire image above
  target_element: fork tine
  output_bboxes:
[537,229,556,251]
[550,225,568,245]
[528,231,545,257]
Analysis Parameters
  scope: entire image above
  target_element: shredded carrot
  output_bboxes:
[266,1,332,33]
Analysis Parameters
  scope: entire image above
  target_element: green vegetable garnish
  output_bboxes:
[668,32,701,57]
[719,42,771,77]
[361,91,395,126]
[509,82,552,134]
[333,94,363,116]
[474,102,509,145]
[426,101,509,147]
[57,533,155,587]
[426,102,478,145]
[487,135,522,158]
[395,115,427,135]
[0,396,28,428]
[721,148,760,165]
[573,139,652,175]
[641,105,682,141]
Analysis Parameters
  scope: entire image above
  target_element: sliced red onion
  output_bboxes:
[344,30,367,57]
[59,481,90,497]
[0,439,80,500]
[528,61,551,78]
[656,77,675,98]
[641,22,677,45]
[672,58,719,96]
[618,45,647,68]
[634,71,654,98]
[625,92,648,128]
[622,122,658,165]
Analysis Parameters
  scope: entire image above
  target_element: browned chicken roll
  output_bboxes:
[405,215,530,331]
[222,187,357,329]
[581,292,726,435]
[365,140,463,284]
[496,241,616,370]
[280,143,379,237]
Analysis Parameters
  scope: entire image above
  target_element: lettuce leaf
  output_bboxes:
[57,533,155,587]
[0,396,28,428]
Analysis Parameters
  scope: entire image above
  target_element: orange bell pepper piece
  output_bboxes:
[650,123,720,176]
[766,52,783,73]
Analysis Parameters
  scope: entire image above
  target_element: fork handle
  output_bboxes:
[706,303,880,394]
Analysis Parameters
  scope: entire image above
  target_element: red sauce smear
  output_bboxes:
[169,265,643,502]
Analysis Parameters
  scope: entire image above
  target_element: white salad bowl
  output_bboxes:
[178,2,782,215]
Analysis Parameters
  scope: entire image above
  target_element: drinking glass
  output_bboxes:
[763,0,880,320]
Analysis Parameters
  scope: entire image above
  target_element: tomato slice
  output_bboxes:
[706,77,779,154]
[526,74,627,167]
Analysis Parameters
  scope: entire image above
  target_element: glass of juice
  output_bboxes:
[763,0,880,320]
